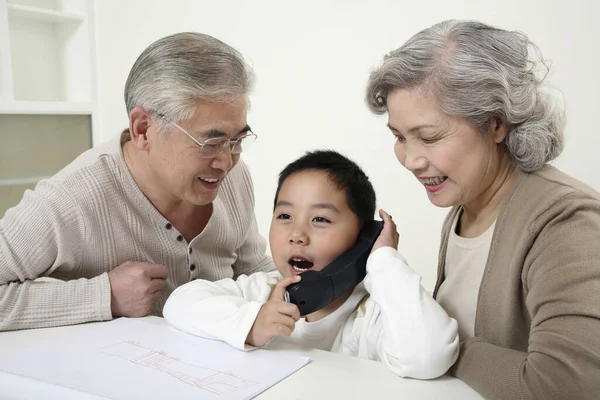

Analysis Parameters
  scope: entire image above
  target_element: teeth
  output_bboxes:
[421,176,447,186]
[200,177,218,183]
[289,258,313,271]
[292,265,310,271]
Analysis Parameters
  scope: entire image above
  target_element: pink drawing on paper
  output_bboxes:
[99,341,257,395]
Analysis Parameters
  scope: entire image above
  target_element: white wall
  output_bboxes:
[94,0,599,289]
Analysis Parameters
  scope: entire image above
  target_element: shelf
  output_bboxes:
[7,3,84,23]
[0,0,95,216]
[0,101,93,114]
[0,176,49,187]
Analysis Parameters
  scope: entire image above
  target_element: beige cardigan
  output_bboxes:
[434,165,600,399]
[0,136,273,331]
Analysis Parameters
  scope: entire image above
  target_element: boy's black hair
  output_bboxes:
[274,150,376,227]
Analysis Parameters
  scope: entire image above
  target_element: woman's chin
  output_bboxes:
[426,191,457,208]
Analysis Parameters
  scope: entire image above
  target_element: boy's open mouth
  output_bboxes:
[288,257,314,272]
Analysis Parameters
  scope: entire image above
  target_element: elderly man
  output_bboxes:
[0,32,273,331]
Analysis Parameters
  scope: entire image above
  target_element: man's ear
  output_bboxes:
[128,108,153,150]
[490,118,509,144]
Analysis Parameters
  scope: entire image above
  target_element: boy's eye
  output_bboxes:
[313,216,331,223]
[276,213,291,220]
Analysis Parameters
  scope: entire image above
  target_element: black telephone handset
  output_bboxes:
[285,220,384,316]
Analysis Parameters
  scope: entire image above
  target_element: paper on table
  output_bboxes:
[0,318,310,400]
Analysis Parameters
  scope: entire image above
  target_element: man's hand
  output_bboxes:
[108,261,168,317]
[246,275,301,347]
[371,209,399,253]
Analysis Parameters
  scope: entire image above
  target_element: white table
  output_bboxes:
[0,317,483,399]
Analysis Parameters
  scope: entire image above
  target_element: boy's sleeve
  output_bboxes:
[361,247,459,379]
[163,271,280,350]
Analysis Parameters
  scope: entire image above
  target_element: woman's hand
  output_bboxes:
[371,209,399,253]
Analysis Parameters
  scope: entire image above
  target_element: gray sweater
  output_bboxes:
[0,136,274,331]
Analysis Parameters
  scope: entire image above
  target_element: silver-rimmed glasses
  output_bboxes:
[151,111,257,158]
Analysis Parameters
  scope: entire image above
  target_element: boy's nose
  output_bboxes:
[289,230,308,245]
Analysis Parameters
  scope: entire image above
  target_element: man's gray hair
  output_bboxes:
[366,20,564,172]
[124,32,254,133]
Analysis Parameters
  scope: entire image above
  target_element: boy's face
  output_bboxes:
[269,170,361,277]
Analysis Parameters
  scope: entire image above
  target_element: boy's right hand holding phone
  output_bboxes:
[246,275,301,347]
[371,209,399,254]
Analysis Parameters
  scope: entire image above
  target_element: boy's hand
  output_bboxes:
[246,275,301,347]
[371,209,399,253]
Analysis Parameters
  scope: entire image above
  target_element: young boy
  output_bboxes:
[163,150,458,379]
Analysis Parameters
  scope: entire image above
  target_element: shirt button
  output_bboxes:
[190,264,196,271]
[165,223,172,230]
[177,235,183,242]
[189,248,193,254]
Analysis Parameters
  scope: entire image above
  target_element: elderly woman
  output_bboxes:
[366,20,600,399]
[0,32,273,331]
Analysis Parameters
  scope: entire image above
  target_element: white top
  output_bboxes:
[164,247,459,379]
[436,212,496,340]
[0,135,273,331]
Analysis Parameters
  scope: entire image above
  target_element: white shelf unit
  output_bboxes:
[0,176,51,186]
[0,0,97,217]
[7,3,84,22]
[0,100,94,114]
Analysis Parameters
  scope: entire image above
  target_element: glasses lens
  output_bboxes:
[201,139,226,158]
[200,133,256,157]
[234,133,256,154]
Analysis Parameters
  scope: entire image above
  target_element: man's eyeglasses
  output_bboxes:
[151,111,257,158]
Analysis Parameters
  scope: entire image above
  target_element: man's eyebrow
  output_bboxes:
[200,125,251,139]
[199,129,227,139]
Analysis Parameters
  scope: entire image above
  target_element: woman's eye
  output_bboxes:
[313,216,331,223]
[422,137,439,144]
[394,135,405,143]
[276,213,291,220]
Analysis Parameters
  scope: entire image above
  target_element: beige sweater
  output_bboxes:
[0,136,273,331]
[434,165,600,399]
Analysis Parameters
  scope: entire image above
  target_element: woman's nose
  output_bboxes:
[399,143,427,172]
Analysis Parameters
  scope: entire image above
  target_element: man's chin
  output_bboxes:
[188,192,218,207]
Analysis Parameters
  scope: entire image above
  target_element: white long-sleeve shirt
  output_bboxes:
[164,247,459,379]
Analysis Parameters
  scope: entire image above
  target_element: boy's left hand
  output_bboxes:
[371,209,399,253]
